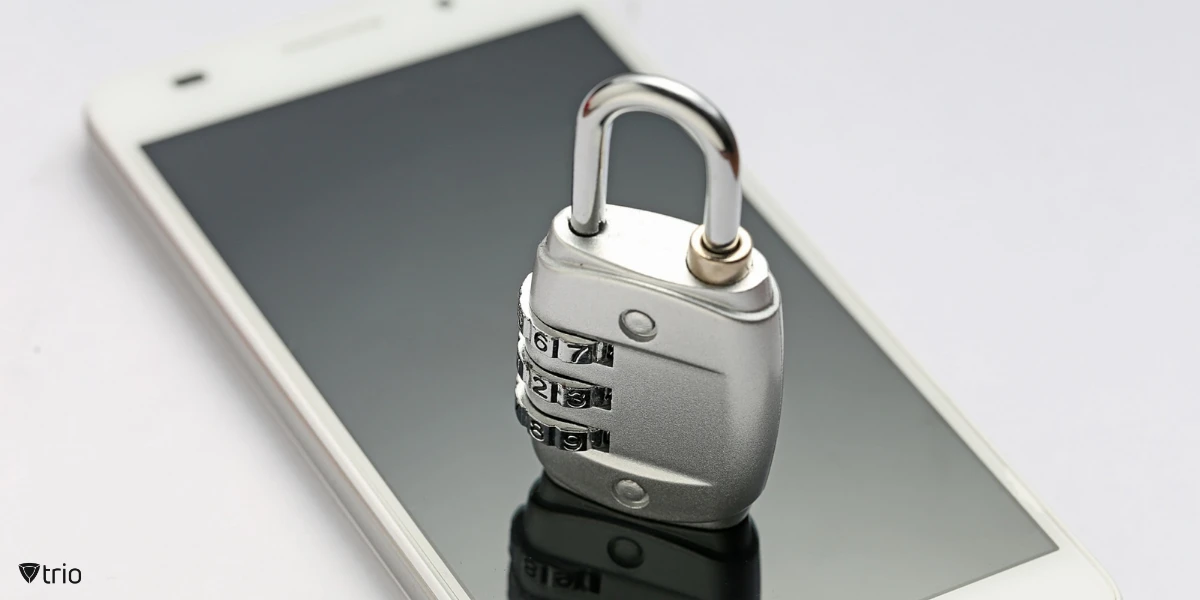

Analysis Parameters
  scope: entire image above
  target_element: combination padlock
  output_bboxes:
[514,73,784,529]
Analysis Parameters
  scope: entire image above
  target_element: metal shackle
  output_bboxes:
[569,74,753,285]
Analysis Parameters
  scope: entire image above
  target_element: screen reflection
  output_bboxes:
[508,475,761,599]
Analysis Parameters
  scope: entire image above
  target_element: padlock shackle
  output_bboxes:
[570,74,743,249]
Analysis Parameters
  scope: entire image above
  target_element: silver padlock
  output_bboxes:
[514,73,784,529]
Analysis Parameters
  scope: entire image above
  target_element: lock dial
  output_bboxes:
[519,287,614,367]
[515,277,614,453]
[517,340,612,410]
[515,384,610,453]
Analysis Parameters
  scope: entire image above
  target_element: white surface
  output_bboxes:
[1,0,1195,598]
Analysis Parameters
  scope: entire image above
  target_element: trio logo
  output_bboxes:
[18,562,81,584]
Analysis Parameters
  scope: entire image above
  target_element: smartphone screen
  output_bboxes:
[142,15,1056,599]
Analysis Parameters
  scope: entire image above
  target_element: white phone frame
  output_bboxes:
[85,1,1119,598]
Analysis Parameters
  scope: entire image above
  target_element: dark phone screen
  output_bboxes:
[144,15,1055,599]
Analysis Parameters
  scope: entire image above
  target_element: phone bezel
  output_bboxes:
[85,1,1119,598]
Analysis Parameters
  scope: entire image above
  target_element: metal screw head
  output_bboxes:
[618,310,657,342]
[612,479,650,509]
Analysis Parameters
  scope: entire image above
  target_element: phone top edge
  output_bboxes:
[86,0,590,147]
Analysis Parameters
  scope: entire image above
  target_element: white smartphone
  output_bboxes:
[85,1,1119,598]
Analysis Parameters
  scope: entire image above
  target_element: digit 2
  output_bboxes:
[530,373,554,402]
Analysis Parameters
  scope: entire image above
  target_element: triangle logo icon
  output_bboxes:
[19,563,40,583]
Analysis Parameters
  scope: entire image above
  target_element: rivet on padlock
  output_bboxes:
[514,73,784,529]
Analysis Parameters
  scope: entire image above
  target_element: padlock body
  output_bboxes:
[517,205,784,528]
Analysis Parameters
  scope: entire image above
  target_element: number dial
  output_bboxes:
[515,276,614,454]
[515,385,610,453]
[519,281,614,367]
[516,340,612,410]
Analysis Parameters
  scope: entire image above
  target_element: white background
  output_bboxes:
[1,0,1196,598]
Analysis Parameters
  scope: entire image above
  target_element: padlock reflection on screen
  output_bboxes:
[508,475,761,599]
